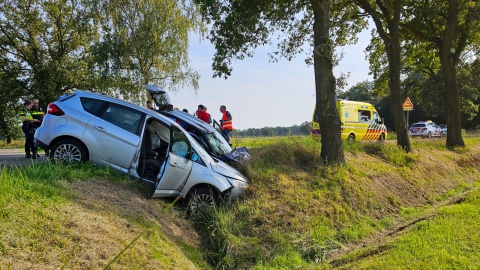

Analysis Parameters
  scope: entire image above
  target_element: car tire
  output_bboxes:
[379,133,385,142]
[427,131,432,138]
[347,134,355,141]
[50,139,88,163]
[186,187,218,216]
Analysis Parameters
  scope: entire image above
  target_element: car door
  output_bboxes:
[84,102,143,171]
[155,126,193,191]
[213,119,223,135]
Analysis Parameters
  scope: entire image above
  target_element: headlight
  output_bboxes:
[226,177,249,189]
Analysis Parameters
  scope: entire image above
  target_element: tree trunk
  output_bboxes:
[439,45,465,147]
[1,110,14,145]
[386,10,412,152]
[355,0,411,152]
[438,0,465,148]
[311,0,345,165]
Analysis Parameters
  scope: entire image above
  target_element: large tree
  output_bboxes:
[0,0,202,106]
[403,0,480,148]
[337,80,378,103]
[92,0,203,100]
[353,0,412,152]
[0,69,25,143]
[0,0,99,103]
[194,0,366,164]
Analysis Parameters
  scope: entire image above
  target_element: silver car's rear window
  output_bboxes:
[411,123,426,128]
[81,98,105,115]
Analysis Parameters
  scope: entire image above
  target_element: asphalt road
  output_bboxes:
[0,148,48,168]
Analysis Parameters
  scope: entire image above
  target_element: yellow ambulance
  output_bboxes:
[311,100,387,141]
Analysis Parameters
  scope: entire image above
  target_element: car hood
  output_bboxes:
[211,161,248,182]
[220,147,251,163]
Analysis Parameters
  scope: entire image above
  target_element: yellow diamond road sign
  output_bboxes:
[403,97,413,111]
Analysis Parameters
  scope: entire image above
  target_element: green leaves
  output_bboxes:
[0,0,203,105]
[194,0,366,78]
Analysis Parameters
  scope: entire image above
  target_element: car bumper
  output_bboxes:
[226,180,249,202]
[34,139,49,151]
[408,131,427,136]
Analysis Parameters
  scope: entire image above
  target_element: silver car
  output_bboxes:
[146,84,250,164]
[34,90,248,209]
[408,121,442,138]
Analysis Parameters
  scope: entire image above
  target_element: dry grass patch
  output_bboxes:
[0,175,203,269]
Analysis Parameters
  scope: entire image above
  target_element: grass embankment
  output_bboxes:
[203,135,480,269]
[0,163,208,269]
[1,136,479,269]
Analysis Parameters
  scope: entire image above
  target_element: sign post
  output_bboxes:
[403,97,414,128]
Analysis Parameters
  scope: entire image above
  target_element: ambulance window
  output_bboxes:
[359,110,371,123]
[373,112,379,122]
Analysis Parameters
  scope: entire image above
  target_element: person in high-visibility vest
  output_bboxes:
[219,105,233,145]
[18,99,41,159]
[31,98,45,158]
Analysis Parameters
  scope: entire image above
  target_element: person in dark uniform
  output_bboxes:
[18,99,41,159]
[31,98,44,157]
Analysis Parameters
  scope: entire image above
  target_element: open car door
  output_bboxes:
[212,119,226,140]
[152,126,193,197]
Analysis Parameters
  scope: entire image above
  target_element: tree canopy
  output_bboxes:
[194,0,366,164]
[0,0,203,140]
[0,0,202,100]
[402,0,480,147]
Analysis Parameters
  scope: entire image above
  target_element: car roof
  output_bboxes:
[159,109,215,133]
[337,99,373,107]
[71,90,178,126]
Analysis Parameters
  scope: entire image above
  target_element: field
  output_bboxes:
[1,134,480,269]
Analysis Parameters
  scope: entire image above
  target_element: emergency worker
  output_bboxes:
[219,105,233,144]
[18,99,40,158]
[31,98,44,158]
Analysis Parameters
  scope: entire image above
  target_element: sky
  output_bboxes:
[169,29,372,130]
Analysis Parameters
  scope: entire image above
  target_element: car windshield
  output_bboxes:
[204,132,232,156]
[411,123,426,128]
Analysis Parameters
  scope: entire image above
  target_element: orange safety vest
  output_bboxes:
[222,111,233,130]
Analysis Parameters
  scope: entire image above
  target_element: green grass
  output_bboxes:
[0,139,25,149]
[339,184,480,269]
[198,135,480,269]
[2,134,480,269]
[0,162,208,269]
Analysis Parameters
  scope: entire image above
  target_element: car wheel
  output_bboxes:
[347,134,355,141]
[379,133,385,142]
[50,139,88,163]
[186,187,218,215]
[427,131,432,138]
